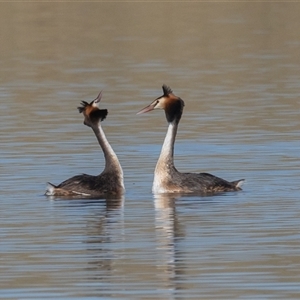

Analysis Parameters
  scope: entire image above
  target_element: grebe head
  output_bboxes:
[77,91,108,127]
[137,85,185,123]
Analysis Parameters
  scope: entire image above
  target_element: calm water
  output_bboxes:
[1,3,300,299]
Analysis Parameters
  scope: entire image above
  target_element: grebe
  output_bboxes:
[137,85,244,194]
[45,91,125,198]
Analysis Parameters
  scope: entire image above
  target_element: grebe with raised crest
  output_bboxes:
[45,91,125,198]
[137,85,244,194]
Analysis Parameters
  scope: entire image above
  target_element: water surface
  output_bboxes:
[1,3,300,299]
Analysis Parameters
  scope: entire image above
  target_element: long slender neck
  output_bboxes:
[156,120,178,172]
[91,123,123,176]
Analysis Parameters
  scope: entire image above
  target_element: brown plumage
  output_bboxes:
[45,91,124,198]
[137,85,244,195]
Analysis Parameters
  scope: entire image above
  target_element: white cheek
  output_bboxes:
[92,101,101,109]
[155,97,168,109]
[155,102,164,109]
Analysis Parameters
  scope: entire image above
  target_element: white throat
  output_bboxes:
[152,122,177,193]
[93,123,124,189]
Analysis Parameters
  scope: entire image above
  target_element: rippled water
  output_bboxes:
[1,3,300,299]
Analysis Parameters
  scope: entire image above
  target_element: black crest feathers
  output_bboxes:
[162,85,173,96]
[77,100,108,123]
[77,101,89,113]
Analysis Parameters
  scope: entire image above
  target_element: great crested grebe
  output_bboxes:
[45,91,125,198]
[137,85,244,194]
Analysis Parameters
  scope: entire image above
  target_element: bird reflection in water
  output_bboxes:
[82,195,125,280]
[154,193,185,294]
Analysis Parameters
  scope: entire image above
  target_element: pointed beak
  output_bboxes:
[136,103,155,115]
[94,91,102,104]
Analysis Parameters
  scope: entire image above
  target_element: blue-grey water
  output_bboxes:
[1,3,300,299]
